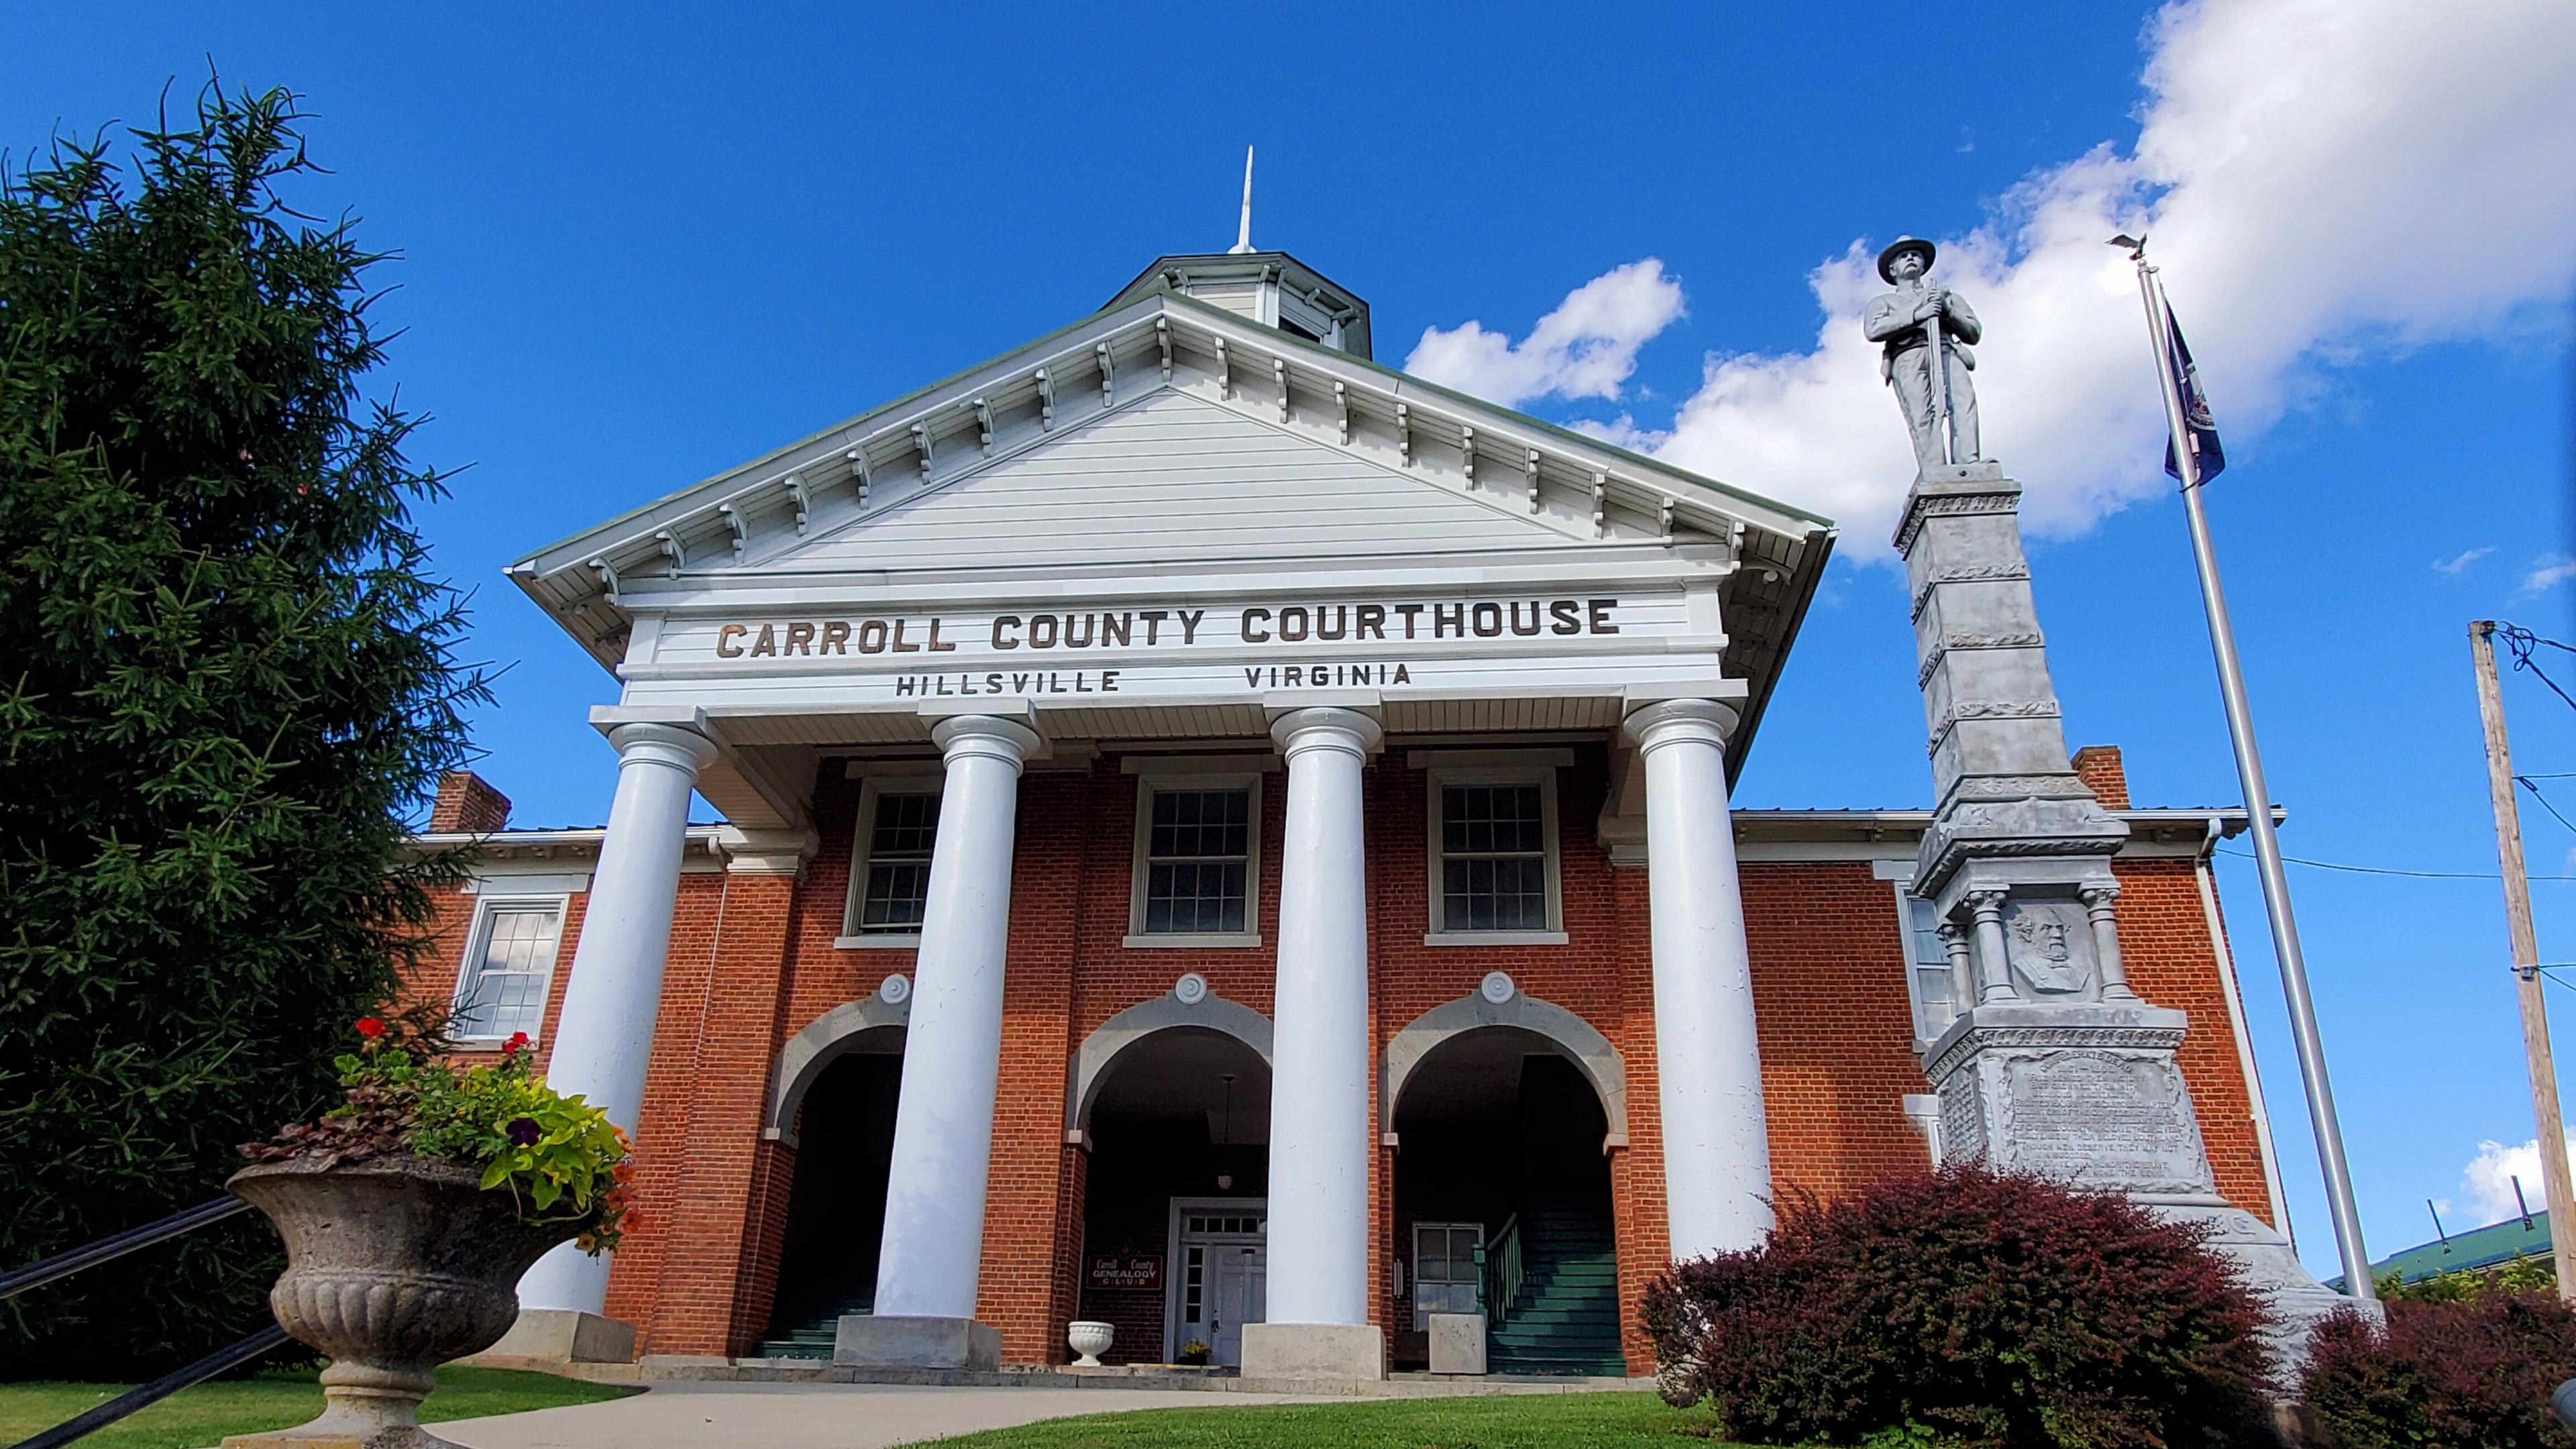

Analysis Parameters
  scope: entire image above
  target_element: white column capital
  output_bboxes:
[606,720,719,773]
[930,713,1042,771]
[1622,698,1740,755]
[1269,706,1383,762]
[716,825,819,877]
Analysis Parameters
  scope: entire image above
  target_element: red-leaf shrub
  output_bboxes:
[1640,1163,2273,1448]
[2300,1290,2576,1448]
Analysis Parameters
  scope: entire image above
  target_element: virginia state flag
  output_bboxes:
[2161,301,2227,484]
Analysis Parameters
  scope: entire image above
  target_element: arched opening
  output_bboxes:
[1075,1025,1272,1367]
[1390,1026,1621,1376]
[756,1024,903,1358]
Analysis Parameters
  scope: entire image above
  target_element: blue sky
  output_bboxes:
[11,3,2573,1280]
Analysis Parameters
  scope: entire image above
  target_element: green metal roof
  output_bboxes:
[2326,1210,2553,1290]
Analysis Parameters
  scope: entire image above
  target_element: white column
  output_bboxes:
[1623,699,1774,1260]
[873,714,1040,1322]
[1263,706,1380,1327]
[521,722,718,1313]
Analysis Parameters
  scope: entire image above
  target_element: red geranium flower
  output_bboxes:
[504,1031,531,1053]
[354,1017,386,1039]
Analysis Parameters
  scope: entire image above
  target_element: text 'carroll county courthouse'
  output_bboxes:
[398,248,2299,1380]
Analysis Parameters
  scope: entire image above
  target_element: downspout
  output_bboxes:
[2199,816,2294,1237]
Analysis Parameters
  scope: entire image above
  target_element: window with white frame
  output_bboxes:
[1128,771,1262,945]
[1426,771,1561,940]
[845,784,941,938]
[1898,892,1964,1043]
[451,898,564,1042]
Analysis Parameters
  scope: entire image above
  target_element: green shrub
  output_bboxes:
[2300,1289,2576,1448]
[1641,1163,2273,1448]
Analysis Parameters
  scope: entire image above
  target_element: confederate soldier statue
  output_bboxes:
[1864,236,1982,474]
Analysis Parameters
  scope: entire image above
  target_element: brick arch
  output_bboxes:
[764,994,908,1148]
[1381,988,1628,1148]
[1065,989,1274,1134]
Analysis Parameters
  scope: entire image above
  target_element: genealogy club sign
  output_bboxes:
[645,592,1699,702]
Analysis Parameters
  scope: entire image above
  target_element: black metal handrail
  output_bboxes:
[0,1197,250,1301]
[2,1193,286,1449]
[7,1323,290,1449]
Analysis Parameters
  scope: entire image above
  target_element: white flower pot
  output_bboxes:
[1067,1320,1114,1367]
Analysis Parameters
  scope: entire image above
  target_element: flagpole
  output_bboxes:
[2122,244,2375,1300]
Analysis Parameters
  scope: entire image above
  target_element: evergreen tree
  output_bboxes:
[0,83,484,1375]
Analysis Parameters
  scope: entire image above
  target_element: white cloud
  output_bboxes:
[2524,557,2576,592]
[1405,259,1684,409]
[2433,547,2496,576]
[1409,0,2576,555]
[2460,1135,2574,1228]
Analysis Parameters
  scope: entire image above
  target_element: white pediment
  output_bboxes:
[508,286,1838,830]
[770,390,1593,576]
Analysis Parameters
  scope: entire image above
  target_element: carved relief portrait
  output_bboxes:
[2003,901,2093,995]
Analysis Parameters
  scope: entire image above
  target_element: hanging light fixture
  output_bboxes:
[1216,1073,1236,1191]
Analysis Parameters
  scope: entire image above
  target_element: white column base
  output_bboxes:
[468,1308,637,1364]
[1239,1322,1386,1381]
[833,1315,1003,1371]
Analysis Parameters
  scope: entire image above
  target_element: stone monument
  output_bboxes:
[1876,241,2354,1368]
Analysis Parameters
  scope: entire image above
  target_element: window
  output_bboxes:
[1126,768,1263,947]
[1425,768,1563,943]
[1411,1221,1484,1330]
[1144,789,1250,932]
[1900,892,1964,1043]
[842,781,941,943]
[452,898,564,1042]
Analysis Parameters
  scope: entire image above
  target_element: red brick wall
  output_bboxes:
[390,756,2275,1372]
[1741,860,1937,1199]
[2114,857,2273,1224]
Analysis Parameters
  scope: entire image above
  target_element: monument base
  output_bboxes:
[833,1314,1002,1371]
[1927,1002,2369,1377]
[2148,1197,2380,1375]
[1240,1322,1386,1381]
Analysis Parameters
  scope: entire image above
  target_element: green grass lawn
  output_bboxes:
[0,1364,634,1449]
[922,1391,1740,1448]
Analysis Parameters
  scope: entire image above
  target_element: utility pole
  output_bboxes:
[2471,620,2576,1301]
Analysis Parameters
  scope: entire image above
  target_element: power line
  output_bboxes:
[2214,845,2576,882]
[2498,623,2576,714]
[2522,777,2576,837]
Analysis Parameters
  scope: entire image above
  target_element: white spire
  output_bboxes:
[1228,146,1255,255]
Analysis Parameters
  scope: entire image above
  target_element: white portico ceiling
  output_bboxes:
[508,271,1838,783]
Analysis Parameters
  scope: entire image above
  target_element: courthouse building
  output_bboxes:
[404,248,2294,1379]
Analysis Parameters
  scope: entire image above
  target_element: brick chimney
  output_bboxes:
[429,770,512,835]
[2070,745,2130,810]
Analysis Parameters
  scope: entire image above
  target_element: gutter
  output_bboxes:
[2198,816,2296,1239]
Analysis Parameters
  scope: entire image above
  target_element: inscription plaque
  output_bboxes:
[1994,1051,2211,1193]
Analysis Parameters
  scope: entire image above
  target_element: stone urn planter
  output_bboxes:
[225,1156,589,1449]
[1066,1320,1114,1367]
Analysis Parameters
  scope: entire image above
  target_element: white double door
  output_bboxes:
[1169,1199,1267,1366]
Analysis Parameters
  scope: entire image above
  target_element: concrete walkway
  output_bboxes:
[436,1381,1334,1449]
